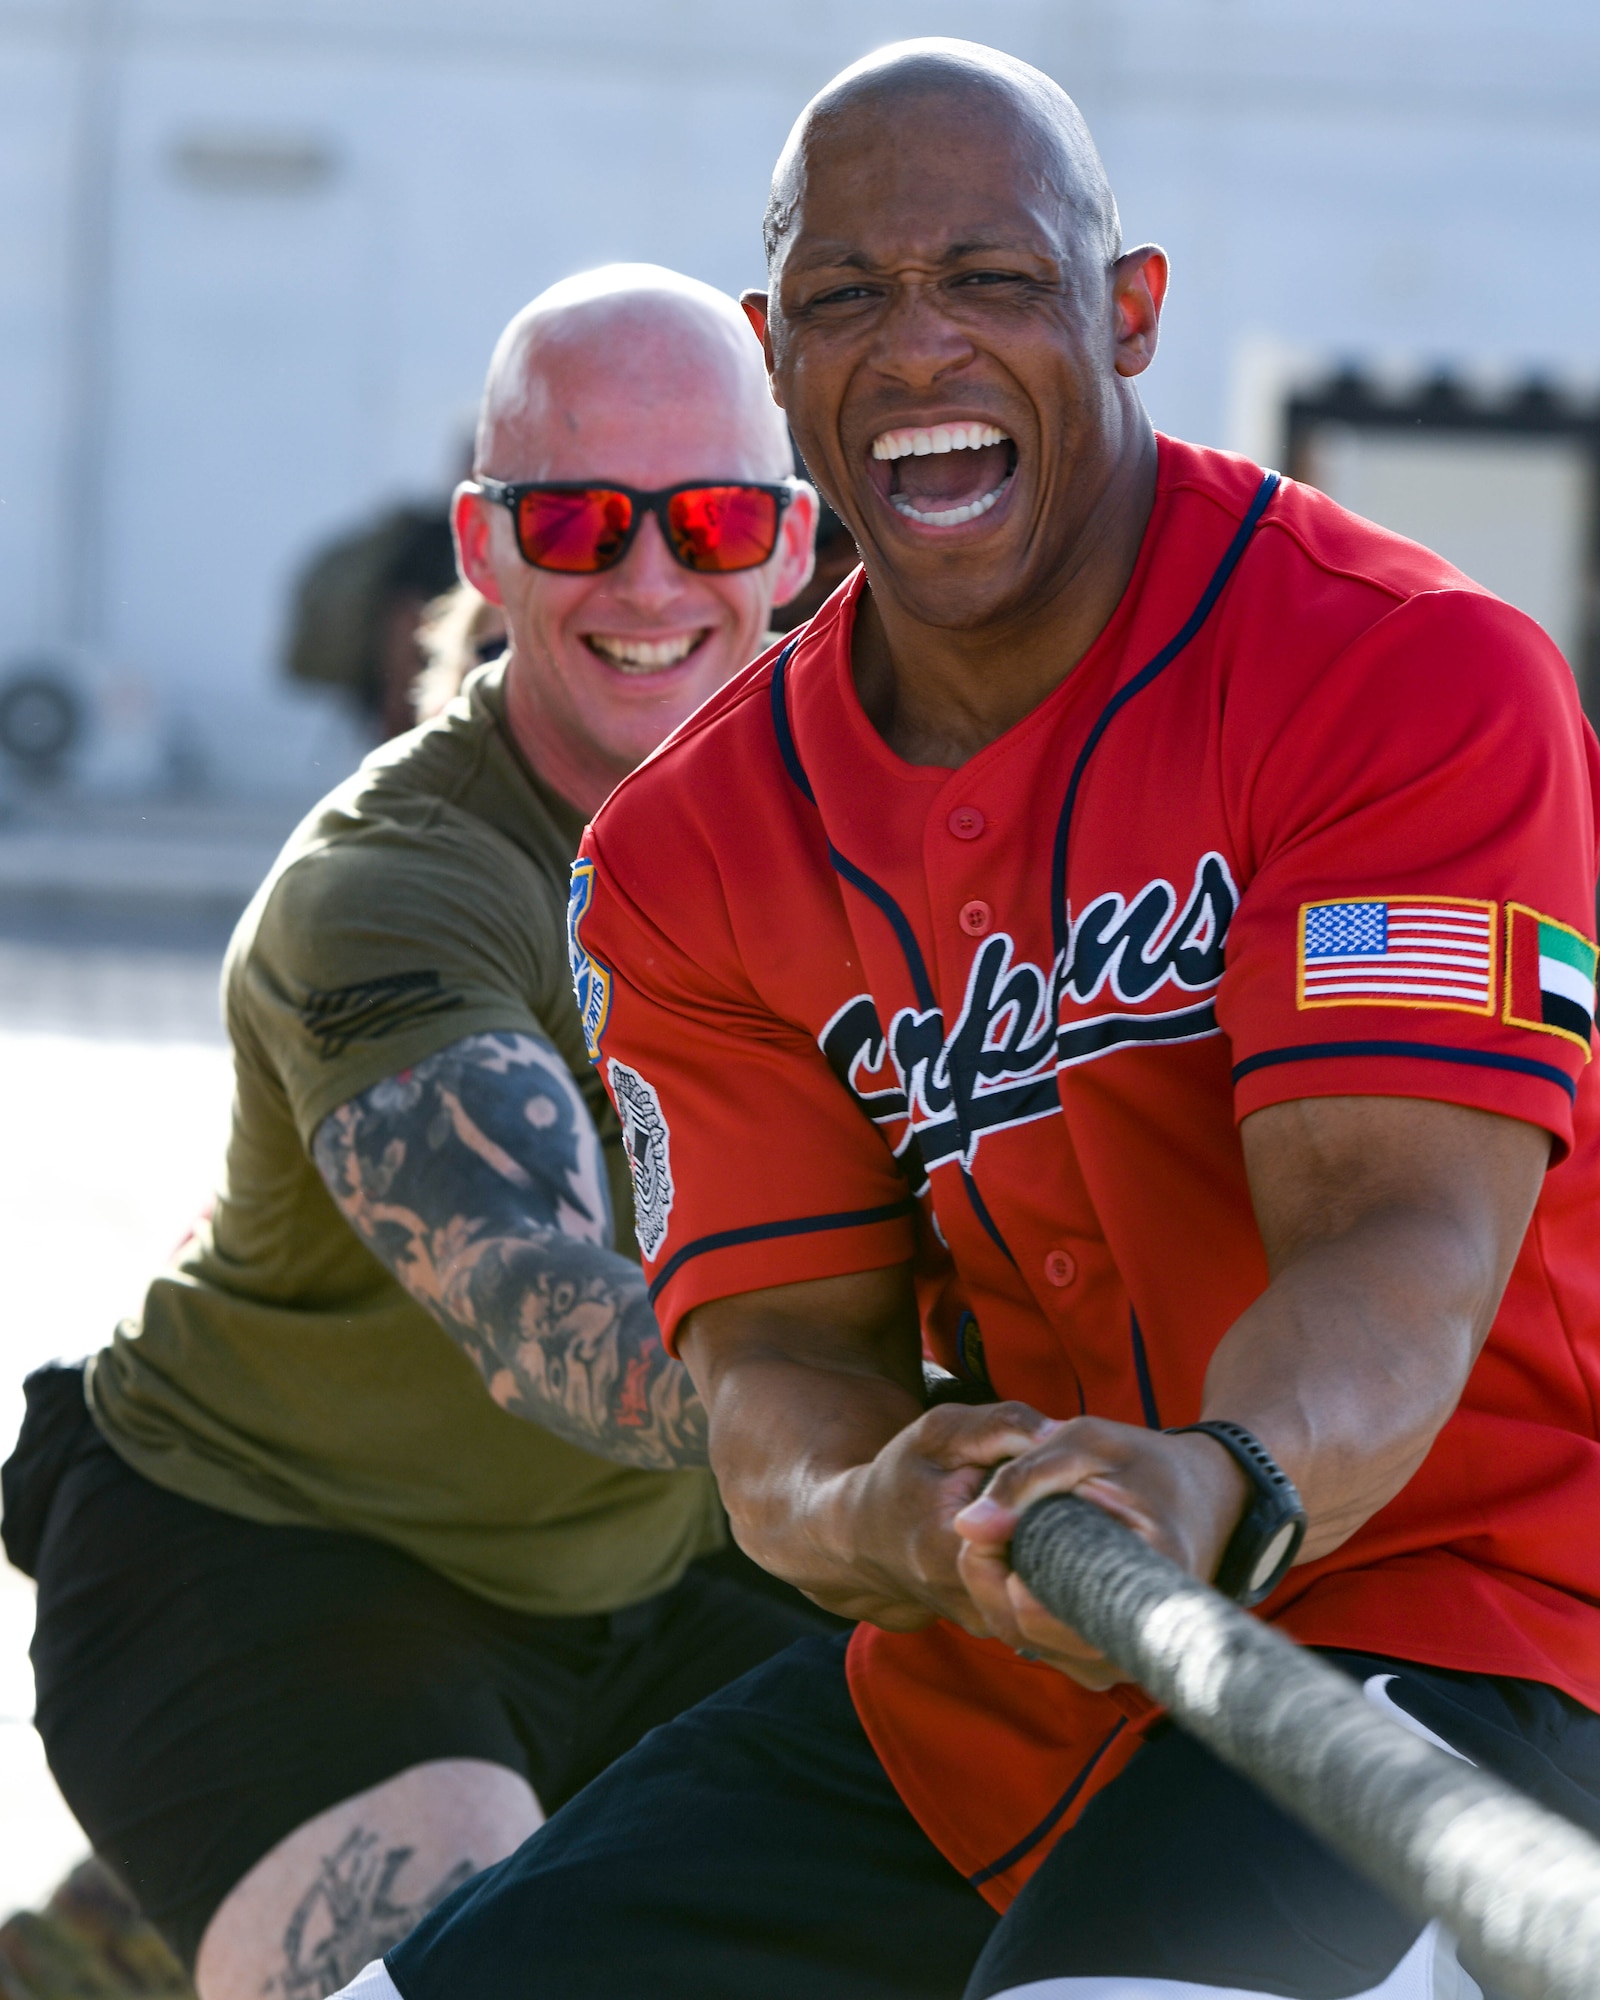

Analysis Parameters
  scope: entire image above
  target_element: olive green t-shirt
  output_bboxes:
[89,665,722,1615]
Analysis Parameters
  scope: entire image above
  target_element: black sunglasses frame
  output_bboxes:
[473,477,800,575]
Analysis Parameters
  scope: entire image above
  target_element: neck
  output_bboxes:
[502,652,628,821]
[854,421,1159,769]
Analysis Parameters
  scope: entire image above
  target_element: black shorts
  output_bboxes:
[388,1631,1600,2000]
[15,1376,832,1971]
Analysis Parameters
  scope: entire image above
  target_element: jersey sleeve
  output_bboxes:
[1219,588,1599,1157]
[572,823,917,1349]
[236,814,572,1148]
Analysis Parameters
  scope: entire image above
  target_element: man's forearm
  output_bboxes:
[314,1033,708,1471]
[325,1127,708,1469]
[681,1271,924,1595]
[680,1268,1055,1628]
[689,1341,919,1590]
[1199,1209,1479,1560]
[425,1224,708,1471]
[1219,1095,1547,1561]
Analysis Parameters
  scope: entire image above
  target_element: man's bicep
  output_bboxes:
[1240,1094,1547,1296]
[312,1028,616,1289]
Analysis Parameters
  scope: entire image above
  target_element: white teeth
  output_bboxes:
[587,631,705,671]
[890,483,1007,527]
[871,422,1009,462]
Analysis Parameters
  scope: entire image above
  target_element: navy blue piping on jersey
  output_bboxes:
[772,637,1020,1260]
[827,851,938,1015]
[645,1200,917,1306]
[1233,1039,1577,1101]
[773,644,939,1013]
[959,1165,1021,1268]
[768,642,813,802]
[1129,1309,1160,1428]
[1049,470,1281,967]
[967,1719,1128,1889]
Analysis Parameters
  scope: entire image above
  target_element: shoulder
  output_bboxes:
[1157,436,1578,717]
[1160,433,1470,607]
[234,759,557,1018]
[276,786,546,930]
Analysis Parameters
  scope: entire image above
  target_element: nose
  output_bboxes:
[609,509,696,610]
[872,282,977,390]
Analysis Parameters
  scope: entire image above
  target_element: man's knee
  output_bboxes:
[194,1759,540,2000]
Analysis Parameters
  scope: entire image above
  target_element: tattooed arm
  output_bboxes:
[312,1030,707,1469]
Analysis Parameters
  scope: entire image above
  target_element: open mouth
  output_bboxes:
[583,629,711,674]
[870,422,1017,527]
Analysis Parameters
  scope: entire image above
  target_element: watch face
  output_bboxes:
[1249,1520,1301,1596]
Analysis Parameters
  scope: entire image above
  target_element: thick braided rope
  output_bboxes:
[1011,1494,1600,2000]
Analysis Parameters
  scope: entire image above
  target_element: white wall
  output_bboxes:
[0,0,1596,797]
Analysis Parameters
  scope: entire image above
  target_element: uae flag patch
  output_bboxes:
[1503,903,1597,1053]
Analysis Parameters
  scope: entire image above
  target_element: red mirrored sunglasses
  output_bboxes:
[474,478,798,576]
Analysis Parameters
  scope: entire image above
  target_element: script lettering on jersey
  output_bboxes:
[821,852,1239,1174]
[1054,849,1238,1068]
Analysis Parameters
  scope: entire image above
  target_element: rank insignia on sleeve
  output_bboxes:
[1297,896,1495,1014]
[1503,903,1597,1054]
[567,857,613,1064]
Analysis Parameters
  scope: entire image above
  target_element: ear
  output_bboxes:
[740,290,783,405]
[452,483,507,607]
[770,481,819,608]
[1111,246,1169,380]
[739,291,769,345]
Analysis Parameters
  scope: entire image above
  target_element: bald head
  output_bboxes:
[765,39,1119,274]
[476,263,791,481]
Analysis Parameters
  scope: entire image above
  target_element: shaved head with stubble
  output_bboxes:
[741,39,1168,769]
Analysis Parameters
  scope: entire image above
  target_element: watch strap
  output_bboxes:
[1166,1419,1307,1607]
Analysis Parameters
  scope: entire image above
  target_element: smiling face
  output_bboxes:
[756,60,1162,639]
[455,277,815,813]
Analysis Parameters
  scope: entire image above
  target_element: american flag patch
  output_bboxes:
[1298,897,1496,1014]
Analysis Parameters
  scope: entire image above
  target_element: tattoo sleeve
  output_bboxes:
[313,1031,708,1470]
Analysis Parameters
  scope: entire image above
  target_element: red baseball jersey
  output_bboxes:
[571,436,1600,1907]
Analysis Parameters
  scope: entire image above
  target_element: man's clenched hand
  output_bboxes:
[952,1418,1247,1686]
[795,1400,1063,1629]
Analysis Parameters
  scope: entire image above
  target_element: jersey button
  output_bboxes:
[1043,1248,1078,1288]
[947,806,985,840]
[958,899,992,937]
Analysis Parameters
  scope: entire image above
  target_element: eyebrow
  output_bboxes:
[789,236,1047,274]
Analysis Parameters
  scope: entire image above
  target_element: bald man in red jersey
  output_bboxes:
[355,39,1600,2000]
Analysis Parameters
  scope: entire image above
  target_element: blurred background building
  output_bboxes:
[1,0,1597,814]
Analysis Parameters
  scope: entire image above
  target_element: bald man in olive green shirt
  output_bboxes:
[8,263,821,2000]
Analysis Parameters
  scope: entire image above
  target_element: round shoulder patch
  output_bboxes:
[606,1059,674,1260]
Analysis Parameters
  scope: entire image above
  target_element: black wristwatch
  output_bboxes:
[1165,1419,1307,1607]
